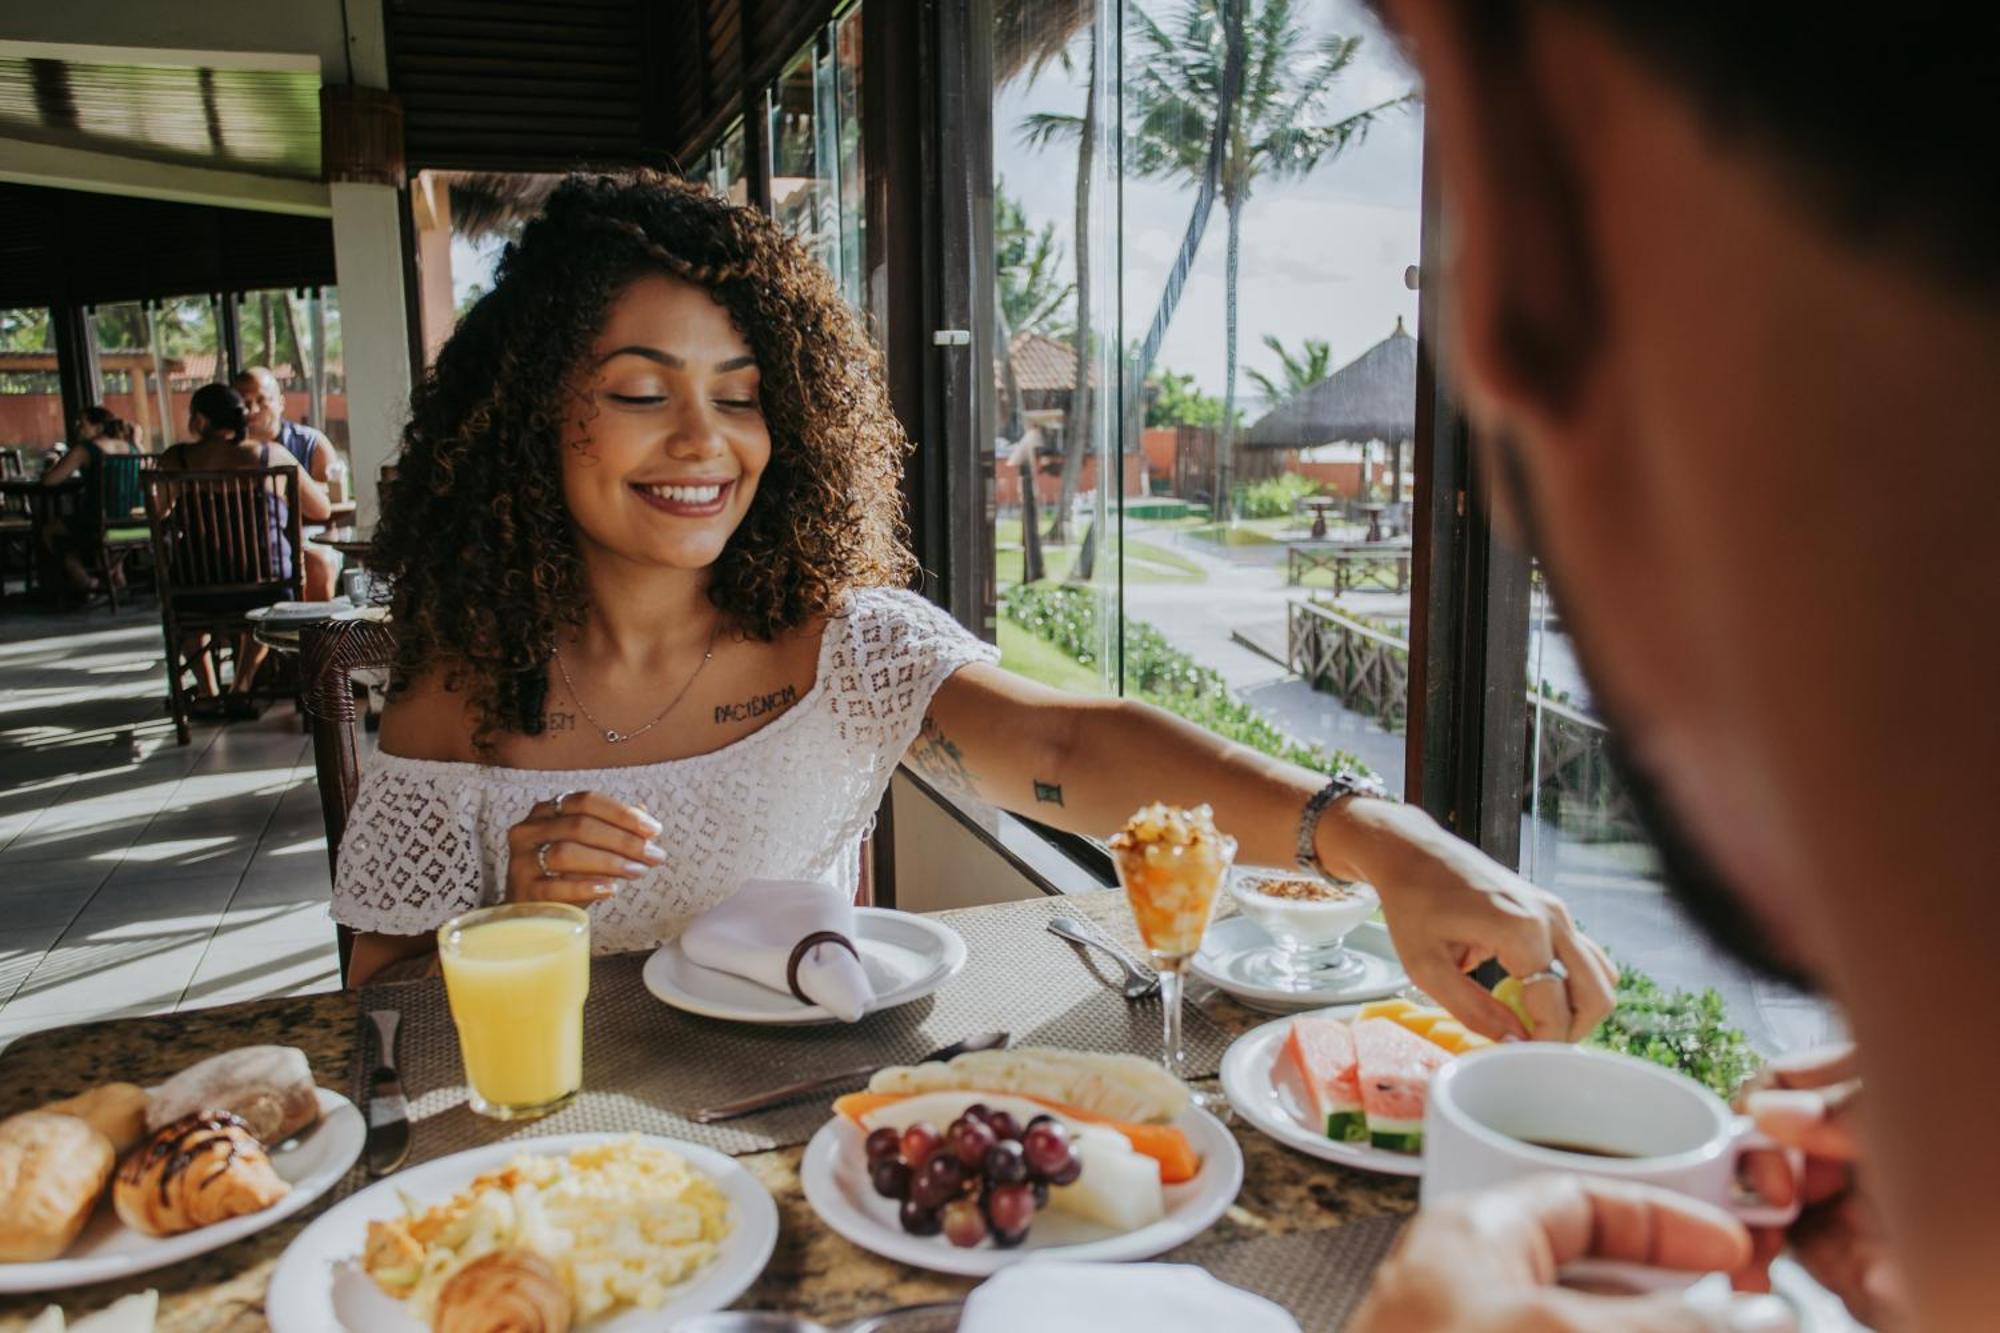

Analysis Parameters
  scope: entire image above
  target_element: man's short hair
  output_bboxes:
[1392,1,1995,290]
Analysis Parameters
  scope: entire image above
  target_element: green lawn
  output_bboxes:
[995,520,1207,587]
[998,619,1108,693]
[1183,522,1279,547]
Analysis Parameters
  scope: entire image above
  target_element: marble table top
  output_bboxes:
[0,895,1416,1330]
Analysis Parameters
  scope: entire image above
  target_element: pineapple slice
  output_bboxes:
[1357,998,1419,1022]
[1395,1007,1452,1037]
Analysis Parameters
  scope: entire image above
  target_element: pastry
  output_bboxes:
[112,1112,289,1237]
[0,1111,116,1262]
[43,1084,150,1155]
[432,1249,572,1333]
[146,1046,319,1145]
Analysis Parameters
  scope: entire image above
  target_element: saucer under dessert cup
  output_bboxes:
[1109,803,1237,1117]
[1226,867,1381,993]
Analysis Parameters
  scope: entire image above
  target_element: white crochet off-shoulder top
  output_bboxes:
[330,588,998,952]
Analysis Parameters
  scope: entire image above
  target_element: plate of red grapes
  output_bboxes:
[799,1090,1242,1276]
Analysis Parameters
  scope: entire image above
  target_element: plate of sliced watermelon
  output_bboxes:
[1219,999,1497,1176]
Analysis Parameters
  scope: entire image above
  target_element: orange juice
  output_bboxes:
[438,904,590,1118]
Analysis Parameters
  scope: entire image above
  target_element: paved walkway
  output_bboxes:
[0,602,340,1052]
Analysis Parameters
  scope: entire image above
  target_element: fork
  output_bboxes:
[1047,916,1161,999]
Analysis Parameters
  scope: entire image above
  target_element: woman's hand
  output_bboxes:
[1335,800,1618,1041]
[504,791,665,906]
[1351,1174,1774,1333]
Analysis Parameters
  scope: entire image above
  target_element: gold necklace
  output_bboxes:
[552,619,722,745]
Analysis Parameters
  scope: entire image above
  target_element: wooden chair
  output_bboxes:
[300,616,397,981]
[0,449,33,602]
[90,452,154,612]
[143,467,304,744]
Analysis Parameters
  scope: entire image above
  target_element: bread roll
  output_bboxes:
[0,1112,116,1262]
[146,1046,319,1145]
[43,1084,149,1155]
[433,1249,572,1333]
[113,1112,289,1237]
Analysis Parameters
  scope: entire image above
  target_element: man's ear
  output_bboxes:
[1379,0,1603,444]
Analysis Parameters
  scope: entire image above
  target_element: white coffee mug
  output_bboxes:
[1423,1044,1799,1290]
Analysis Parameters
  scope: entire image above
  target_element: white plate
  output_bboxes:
[1192,917,1408,1012]
[0,1087,364,1294]
[642,909,967,1025]
[266,1132,778,1333]
[799,1107,1243,1277]
[1218,1005,1424,1178]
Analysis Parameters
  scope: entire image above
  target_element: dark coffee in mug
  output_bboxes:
[1515,1137,1641,1160]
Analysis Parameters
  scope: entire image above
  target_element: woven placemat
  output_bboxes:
[1177,1216,1408,1331]
[354,895,1230,1163]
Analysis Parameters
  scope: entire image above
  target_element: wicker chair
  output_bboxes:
[0,448,33,601]
[143,467,304,744]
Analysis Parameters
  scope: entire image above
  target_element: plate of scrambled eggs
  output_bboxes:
[265,1135,777,1332]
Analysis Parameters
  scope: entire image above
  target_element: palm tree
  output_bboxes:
[1126,0,1413,516]
[1244,333,1332,403]
[1020,27,1101,547]
[995,180,1074,585]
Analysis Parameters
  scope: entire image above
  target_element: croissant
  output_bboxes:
[112,1111,290,1237]
[0,1111,116,1261]
[432,1249,572,1333]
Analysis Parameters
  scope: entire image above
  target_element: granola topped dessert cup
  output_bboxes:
[1108,803,1237,968]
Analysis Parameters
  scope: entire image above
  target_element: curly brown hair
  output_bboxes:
[373,170,916,746]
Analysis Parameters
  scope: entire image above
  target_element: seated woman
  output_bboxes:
[335,172,1614,1044]
[161,384,336,704]
[39,405,143,595]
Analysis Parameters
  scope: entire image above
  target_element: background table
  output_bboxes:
[0,893,1415,1330]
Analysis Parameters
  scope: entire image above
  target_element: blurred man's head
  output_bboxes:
[232,367,283,441]
[1375,1,1999,981]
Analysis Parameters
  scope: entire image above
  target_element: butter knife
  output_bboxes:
[364,1009,411,1177]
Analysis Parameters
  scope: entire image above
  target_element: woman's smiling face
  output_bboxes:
[560,272,771,573]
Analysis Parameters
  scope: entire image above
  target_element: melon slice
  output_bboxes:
[1423,1020,1494,1055]
[1275,1017,1366,1143]
[1393,1007,1452,1038]
[1353,1017,1452,1152]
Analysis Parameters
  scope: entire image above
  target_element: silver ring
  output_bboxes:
[1518,963,1568,986]
[553,790,579,816]
[535,841,556,878]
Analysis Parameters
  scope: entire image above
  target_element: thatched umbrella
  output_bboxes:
[1242,318,1415,502]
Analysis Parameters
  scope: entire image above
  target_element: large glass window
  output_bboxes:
[0,307,66,459]
[235,288,345,453]
[707,119,750,206]
[988,0,1424,792]
[769,5,866,310]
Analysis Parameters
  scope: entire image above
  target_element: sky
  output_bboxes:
[995,0,1423,402]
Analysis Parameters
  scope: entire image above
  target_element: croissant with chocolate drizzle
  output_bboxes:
[112,1110,291,1236]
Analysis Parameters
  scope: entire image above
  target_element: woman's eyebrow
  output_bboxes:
[595,346,758,373]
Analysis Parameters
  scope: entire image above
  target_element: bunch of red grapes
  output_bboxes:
[864,1104,1083,1247]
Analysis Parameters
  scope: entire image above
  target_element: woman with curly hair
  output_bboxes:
[334,171,1614,1044]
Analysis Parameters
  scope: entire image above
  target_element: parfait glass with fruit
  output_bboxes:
[1109,803,1236,1114]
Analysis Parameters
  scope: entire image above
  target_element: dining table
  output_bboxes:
[307,524,373,563]
[0,891,1418,1332]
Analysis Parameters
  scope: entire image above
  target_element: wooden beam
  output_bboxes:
[0,139,331,216]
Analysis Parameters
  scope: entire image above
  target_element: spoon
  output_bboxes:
[693,1032,1010,1123]
[1047,917,1161,1000]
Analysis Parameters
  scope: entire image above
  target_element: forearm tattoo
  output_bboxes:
[1033,781,1065,807]
[908,712,980,802]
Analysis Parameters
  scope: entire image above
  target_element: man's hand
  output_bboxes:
[1736,1045,1905,1329]
[1351,1175,1778,1332]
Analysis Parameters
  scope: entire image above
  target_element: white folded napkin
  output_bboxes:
[958,1264,1301,1333]
[680,879,874,1021]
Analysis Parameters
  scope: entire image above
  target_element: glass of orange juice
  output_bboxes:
[1108,803,1235,1108]
[437,902,591,1119]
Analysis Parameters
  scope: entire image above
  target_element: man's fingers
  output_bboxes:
[1504,1174,1753,1273]
[1747,1084,1862,1161]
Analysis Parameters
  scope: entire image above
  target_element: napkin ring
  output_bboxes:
[787,930,860,1005]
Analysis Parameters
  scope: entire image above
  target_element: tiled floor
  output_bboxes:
[0,600,341,1052]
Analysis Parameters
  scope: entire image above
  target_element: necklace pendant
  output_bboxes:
[604,728,626,744]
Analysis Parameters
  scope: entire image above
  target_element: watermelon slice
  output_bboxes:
[1353,1017,1452,1152]
[1275,1017,1367,1143]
